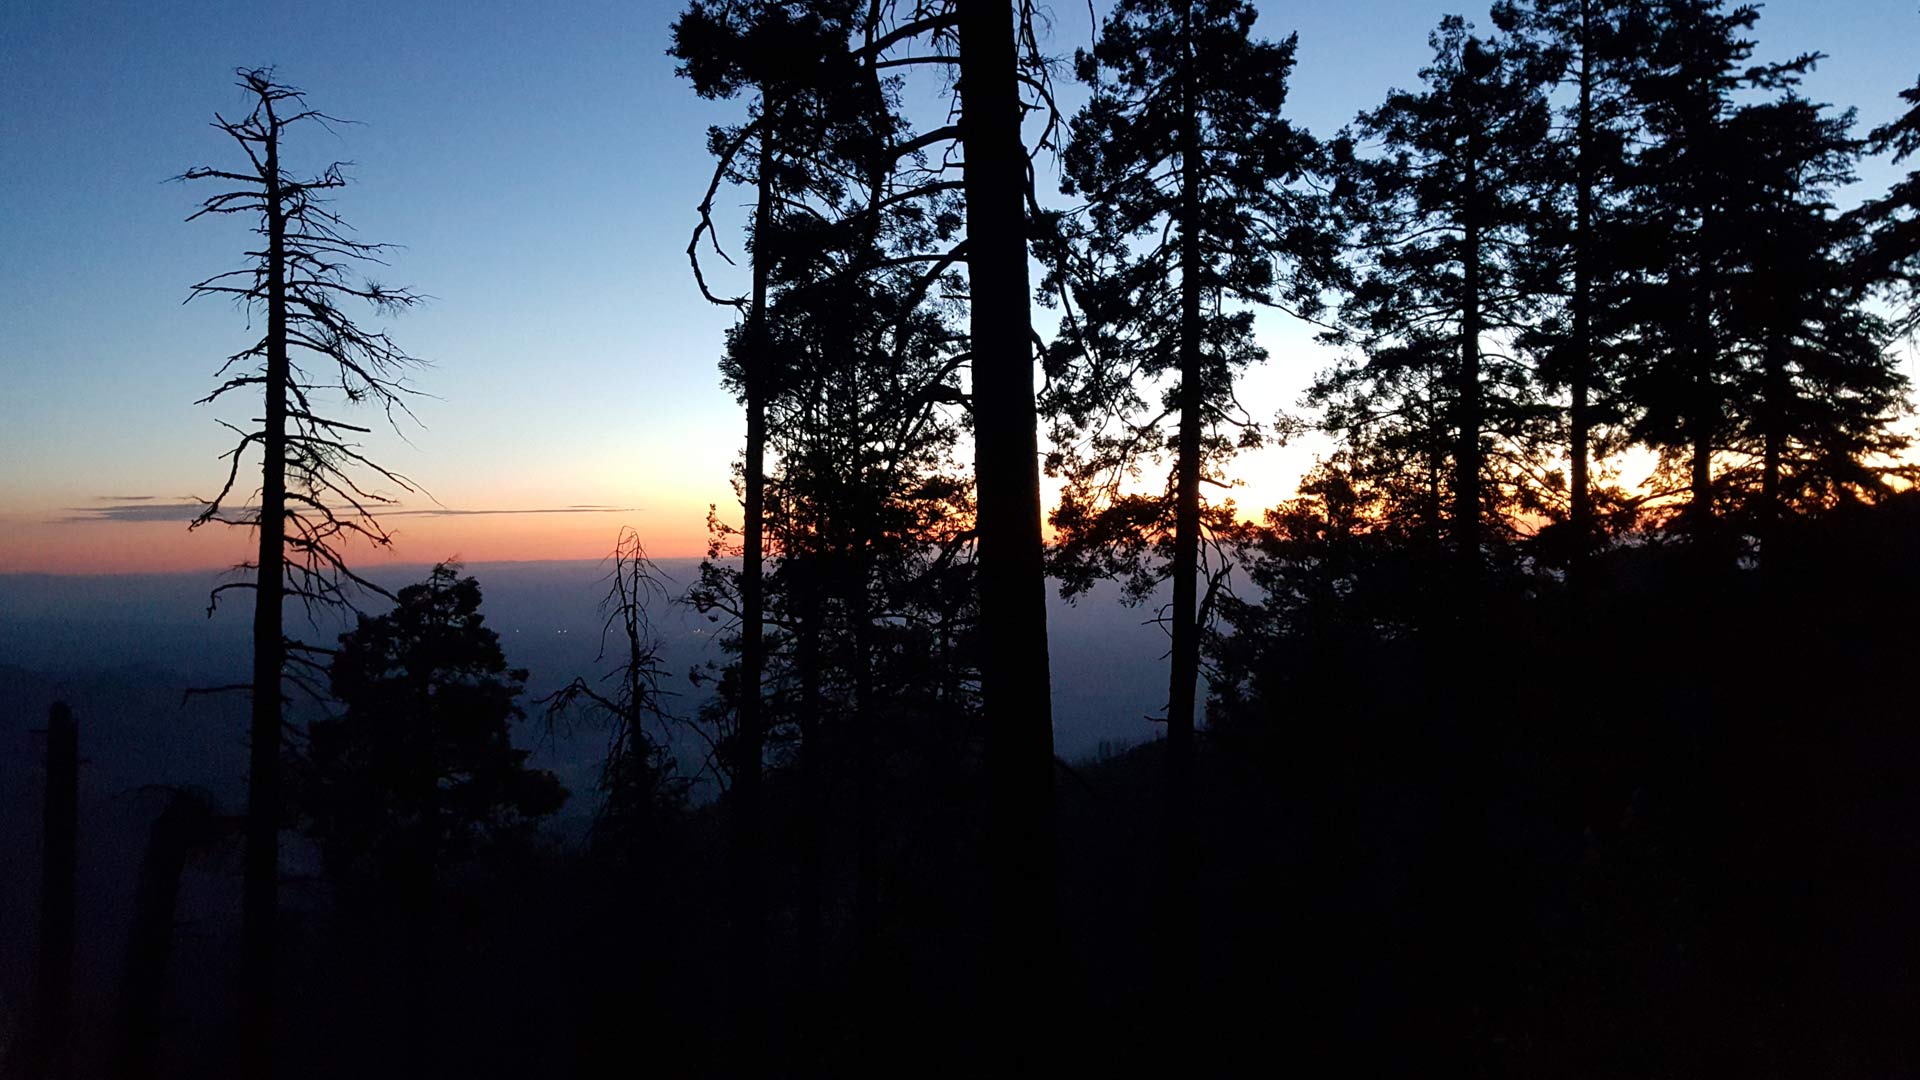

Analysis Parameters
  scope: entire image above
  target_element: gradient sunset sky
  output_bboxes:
[2,0,1913,574]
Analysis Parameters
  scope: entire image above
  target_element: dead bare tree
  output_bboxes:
[177,67,423,1080]
[542,526,690,842]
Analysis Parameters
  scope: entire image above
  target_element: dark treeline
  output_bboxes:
[14,0,1920,1077]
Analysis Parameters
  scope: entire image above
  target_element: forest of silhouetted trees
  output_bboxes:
[10,0,1920,1077]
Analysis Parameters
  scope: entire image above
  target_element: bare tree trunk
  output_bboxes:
[241,111,289,1080]
[118,792,216,1080]
[958,0,1056,1036]
[1162,0,1204,1004]
[33,703,77,1080]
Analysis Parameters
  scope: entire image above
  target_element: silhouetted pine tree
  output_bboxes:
[178,68,423,1078]
[1322,18,1560,589]
[1038,0,1333,1003]
[828,0,1066,1028]
[760,229,975,1022]
[1718,94,1910,536]
[300,564,566,1077]
[303,565,566,889]
[671,1,880,1051]
[1856,62,1920,335]
[1495,0,1654,570]
[1614,0,1815,534]
[686,142,973,1027]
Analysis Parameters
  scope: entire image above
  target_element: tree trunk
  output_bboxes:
[850,550,879,991]
[958,0,1056,1035]
[407,663,438,1080]
[1761,319,1785,552]
[119,792,216,1080]
[1569,8,1595,580]
[792,567,825,1068]
[1457,93,1485,581]
[241,113,289,1080]
[1163,0,1204,1005]
[33,703,77,1080]
[1687,93,1716,538]
[730,101,775,1065]
[1690,339,1714,532]
[795,572,824,996]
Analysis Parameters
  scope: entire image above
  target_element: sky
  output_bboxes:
[2,0,1915,574]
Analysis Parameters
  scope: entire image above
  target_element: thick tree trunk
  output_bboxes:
[1163,3,1205,1004]
[33,703,77,1080]
[958,0,1056,1035]
[241,116,288,1080]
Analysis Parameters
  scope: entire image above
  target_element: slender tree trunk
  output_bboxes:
[1570,10,1596,580]
[241,115,289,1080]
[1761,319,1785,550]
[1690,330,1714,532]
[407,665,438,1080]
[1686,98,1716,538]
[958,0,1056,1034]
[850,550,879,989]
[1457,113,1485,580]
[1689,267,1714,527]
[731,101,775,1063]
[796,571,824,997]
[787,547,831,1062]
[33,703,77,1080]
[1163,1,1205,1004]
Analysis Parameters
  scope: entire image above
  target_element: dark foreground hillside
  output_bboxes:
[6,496,1920,1077]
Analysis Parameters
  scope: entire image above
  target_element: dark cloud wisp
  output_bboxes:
[60,499,638,524]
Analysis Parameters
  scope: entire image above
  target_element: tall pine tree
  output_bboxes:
[1719,94,1910,536]
[1496,0,1653,570]
[1040,0,1332,997]
[1322,17,1560,589]
[1614,0,1815,534]
[672,0,881,1056]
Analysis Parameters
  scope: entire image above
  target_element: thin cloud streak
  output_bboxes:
[384,506,642,517]
[59,502,205,523]
[58,501,640,524]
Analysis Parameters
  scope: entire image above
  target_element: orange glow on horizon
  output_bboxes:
[0,508,714,576]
